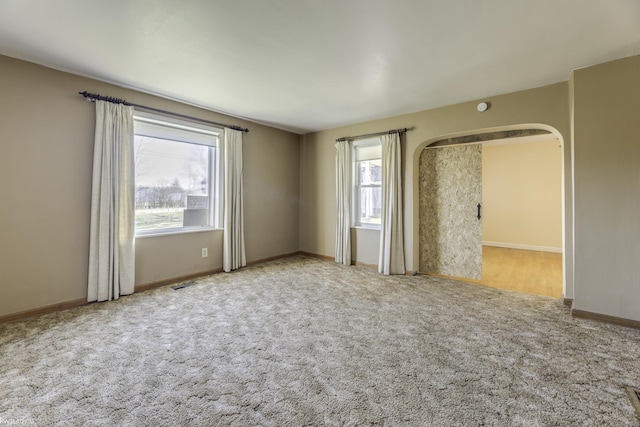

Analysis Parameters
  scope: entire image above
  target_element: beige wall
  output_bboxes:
[571,55,640,321]
[350,228,380,266]
[482,139,563,251]
[300,82,571,293]
[0,55,300,317]
[3,52,638,323]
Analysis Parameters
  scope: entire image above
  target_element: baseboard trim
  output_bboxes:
[483,241,562,253]
[572,309,640,330]
[0,298,87,324]
[137,251,303,292]
[1,252,303,324]
[563,298,573,307]
[246,251,303,267]
[299,251,334,262]
[299,251,418,275]
[135,268,224,293]
[300,250,371,267]
[353,260,377,269]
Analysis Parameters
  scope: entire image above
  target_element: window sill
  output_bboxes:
[352,225,381,231]
[135,227,222,239]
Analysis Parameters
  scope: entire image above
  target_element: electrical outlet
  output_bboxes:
[201,248,208,258]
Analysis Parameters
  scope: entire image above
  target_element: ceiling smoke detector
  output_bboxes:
[477,102,489,112]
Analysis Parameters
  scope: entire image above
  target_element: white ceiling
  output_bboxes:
[1,1,639,134]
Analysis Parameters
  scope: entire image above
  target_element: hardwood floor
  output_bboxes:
[425,246,564,298]
[473,246,563,298]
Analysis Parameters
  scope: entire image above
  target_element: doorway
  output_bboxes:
[418,129,564,298]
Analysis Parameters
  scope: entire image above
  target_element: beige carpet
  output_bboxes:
[1,255,639,426]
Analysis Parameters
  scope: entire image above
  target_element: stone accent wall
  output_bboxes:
[419,144,483,279]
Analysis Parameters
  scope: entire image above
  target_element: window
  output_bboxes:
[353,138,382,227]
[133,112,222,236]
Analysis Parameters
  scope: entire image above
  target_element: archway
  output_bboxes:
[412,124,568,298]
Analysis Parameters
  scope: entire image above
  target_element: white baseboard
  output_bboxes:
[483,241,562,253]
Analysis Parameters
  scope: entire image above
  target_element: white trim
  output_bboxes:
[135,226,222,239]
[483,241,562,253]
[352,137,383,228]
[134,113,221,136]
[353,224,381,231]
[132,111,222,233]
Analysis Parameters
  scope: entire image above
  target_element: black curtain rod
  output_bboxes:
[79,91,249,133]
[336,127,412,142]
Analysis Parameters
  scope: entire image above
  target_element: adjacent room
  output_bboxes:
[418,132,563,297]
[1,1,640,425]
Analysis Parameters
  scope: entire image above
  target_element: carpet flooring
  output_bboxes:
[1,255,639,426]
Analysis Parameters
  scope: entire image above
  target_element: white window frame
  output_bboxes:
[133,111,222,237]
[352,137,382,229]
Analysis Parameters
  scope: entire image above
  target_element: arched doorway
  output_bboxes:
[415,125,566,298]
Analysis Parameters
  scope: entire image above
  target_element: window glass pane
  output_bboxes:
[353,138,382,228]
[358,159,382,185]
[134,135,211,232]
[358,186,382,225]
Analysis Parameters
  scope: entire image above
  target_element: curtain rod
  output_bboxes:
[336,127,412,142]
[79,91,250,133]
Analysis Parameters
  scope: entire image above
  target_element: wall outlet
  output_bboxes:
[201,248,208,258]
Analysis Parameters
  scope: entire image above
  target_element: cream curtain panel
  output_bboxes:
[378,133,406,275]
[87,101,135,302]
[223,128,246,272]
[335,140,352,265]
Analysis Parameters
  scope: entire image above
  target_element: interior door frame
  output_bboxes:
[411,123,569,299]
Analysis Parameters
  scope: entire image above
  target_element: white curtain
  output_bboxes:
[223,128,246,272]
[87,101,135,302]
[378,133,406,275]
[335,140,351,265]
